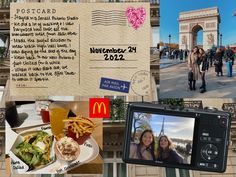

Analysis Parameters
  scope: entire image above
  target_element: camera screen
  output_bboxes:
[129,112,195,165]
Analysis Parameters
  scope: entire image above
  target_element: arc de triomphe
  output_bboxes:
[179,7,220,51]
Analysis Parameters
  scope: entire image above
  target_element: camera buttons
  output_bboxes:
[207,163,218,169]
[197,162,207,167]
[201,144,218,161]
[197,163,218,169]
[200,136,208,142]
[202,132,209,136]
[214,138,222,143]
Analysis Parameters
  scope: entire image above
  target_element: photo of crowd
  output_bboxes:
[187,46,235,93]
[160,0,236,98]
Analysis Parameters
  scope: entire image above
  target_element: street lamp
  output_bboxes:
[168,34,171,58]
[220,34,222,47]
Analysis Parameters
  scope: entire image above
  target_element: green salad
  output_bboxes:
[15,131,54,170]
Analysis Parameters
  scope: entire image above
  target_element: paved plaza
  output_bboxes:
[160,60,236,98]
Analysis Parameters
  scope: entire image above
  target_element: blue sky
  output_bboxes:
[160,0,236,46]
[133,112,195,140]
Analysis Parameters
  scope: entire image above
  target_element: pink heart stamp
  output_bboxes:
[125,6,146,30]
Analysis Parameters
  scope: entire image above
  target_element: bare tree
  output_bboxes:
[132,113,152,140]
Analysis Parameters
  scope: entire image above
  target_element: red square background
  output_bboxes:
[89,98,110,118]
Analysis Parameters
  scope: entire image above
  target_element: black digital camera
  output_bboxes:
[123,102,231,172]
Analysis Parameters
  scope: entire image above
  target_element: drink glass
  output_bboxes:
[49,102,69,136]
[40,109,50,123]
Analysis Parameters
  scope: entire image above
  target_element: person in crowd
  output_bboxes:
[156,135,184,164]
[207,49,214,67]
[224,46,235,77]
[174,50,179,59]
[184,50,188,60]
[214,48,223,77]
[198,48,208,93]
[166,51,169,57]
[171,50,175,59]
[129,129,155,160]
[186,143,192,155]
[179,49,183,61]
[188,46,199,90]
[160,50,163,58]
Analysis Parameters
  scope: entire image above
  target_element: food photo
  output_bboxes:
[5,101,103,174]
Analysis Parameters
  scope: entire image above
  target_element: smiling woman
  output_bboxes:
[156,135,184,164]
[129,129,155,160]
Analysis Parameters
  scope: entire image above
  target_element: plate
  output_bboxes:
[9,125,99,174]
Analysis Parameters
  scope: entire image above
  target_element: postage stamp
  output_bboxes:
[99,77,130,93]
[130,70,150,96]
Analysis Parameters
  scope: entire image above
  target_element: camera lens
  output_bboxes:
[219,117,227,127]
[204,107,218,112]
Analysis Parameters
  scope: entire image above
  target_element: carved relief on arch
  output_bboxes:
[181,35,187,45]
[206,22,216,28]
[190,22,204,31]
[180,25,188,31]
[207,33,214,45]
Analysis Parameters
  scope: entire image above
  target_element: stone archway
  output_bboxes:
[191,24,203,48]
[179,7,220,51]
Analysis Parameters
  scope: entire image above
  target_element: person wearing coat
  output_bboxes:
[224,46,235,77]
[214,48,223,77]
[129,129,155,160]
[188,46,199,90]
[156,135,184,164]
[179,49,183,61]
[198,48,208,93]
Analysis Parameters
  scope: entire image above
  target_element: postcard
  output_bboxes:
[10,3,150,97]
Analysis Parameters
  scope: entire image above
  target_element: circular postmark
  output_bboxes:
[130,70,150,96]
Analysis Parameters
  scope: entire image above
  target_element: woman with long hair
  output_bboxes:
[214,48,223,77]
[188,46,199,90]
[129,129,155,160]
[156,135,184,164]
[198,48,208,93]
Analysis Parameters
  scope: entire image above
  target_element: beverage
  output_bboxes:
[49,107,68,136]
[40,109,50,123]
[5,101,20,128]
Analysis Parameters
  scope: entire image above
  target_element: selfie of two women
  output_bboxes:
[129,130,188,164]
[129,112,194,165]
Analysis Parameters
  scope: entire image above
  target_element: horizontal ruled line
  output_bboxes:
[89,67,138,69]
[92,10,125,12]
[89,44,137,46]
[90,59,138,61]
[16,87,48,88]
[90,52,137,54]
[92,16,126,19]
[92,23,126,26]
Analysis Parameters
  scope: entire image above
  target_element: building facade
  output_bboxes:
[0,1,10,86]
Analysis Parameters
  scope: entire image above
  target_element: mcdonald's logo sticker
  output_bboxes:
[89,98,110,118]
